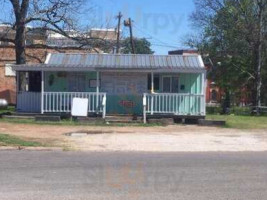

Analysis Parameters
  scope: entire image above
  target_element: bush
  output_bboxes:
[206,106,222,115]
[206,106,252,116]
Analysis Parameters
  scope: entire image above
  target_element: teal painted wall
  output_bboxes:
[178,73,203,115]
[44,72,97,92]
[175,73,202,94]
[151,73,203,116]
[106,95,143,115]
[44,72,203,115]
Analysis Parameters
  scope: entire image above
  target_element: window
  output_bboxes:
[172,77,179,93]
[147,74,160,91]
[68,73,86,92]
[89,79,101,88]
[5,64,16,76]
[162,76,179,93]
[162,77,171,93]
[211,90,217,102]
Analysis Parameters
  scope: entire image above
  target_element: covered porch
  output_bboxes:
[13,53,206,122]
[16,70,107,118]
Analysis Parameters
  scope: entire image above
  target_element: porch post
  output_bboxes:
[151,72,154,115]
[41,70,44,114]
[96,71,100,113]
[16,71,19,111]
[143,94,147,124]
[202,72,206,116]
[151,72,154,93]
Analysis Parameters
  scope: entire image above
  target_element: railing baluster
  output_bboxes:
[170,95,172,114]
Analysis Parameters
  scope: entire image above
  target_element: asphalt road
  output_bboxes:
[0,151,267,200]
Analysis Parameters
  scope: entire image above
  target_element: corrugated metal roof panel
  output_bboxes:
[13,53,206,72]
[47,53,204,69]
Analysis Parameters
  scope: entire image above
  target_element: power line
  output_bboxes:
[132,23,180,48]
[150,43,179,49]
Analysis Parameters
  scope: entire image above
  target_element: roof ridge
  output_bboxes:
[49,52,200,57]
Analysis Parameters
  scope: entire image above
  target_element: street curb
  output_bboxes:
[0,146,63,151]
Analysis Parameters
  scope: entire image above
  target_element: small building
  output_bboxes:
[12,53,206,122]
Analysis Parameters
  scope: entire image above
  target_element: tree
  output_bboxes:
[0,0,111,65]
[186,0,267,109]
[121,37,154,54]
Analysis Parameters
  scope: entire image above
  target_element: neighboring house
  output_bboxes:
[0,25,117,104]
[206,80,223,105]
[47,28,117,49]
[12,53,206,122]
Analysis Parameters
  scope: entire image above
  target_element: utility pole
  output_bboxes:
[116,12,122,54]
[124,18,135,54]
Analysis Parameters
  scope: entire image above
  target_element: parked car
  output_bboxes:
[0,99,8,109]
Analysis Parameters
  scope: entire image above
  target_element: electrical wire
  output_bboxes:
[132,23,180,48]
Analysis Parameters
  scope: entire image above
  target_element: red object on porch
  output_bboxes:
[119,100,135,108]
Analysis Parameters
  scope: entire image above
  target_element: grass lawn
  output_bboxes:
[1,109,266,129]
[206,114,267,129]
[0,133,43,147]
[0,106,15,115]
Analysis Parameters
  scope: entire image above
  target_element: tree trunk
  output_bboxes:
[15,21,26,64]
[255,0,264,114]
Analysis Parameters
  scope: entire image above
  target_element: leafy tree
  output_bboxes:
[121,37,154,54]
[186,0,267,109]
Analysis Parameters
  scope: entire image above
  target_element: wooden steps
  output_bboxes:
[105,115,142,123]
[1,115,35,120]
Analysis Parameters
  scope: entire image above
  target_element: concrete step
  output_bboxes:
[76,117,104,124]
[105,115,142,123]
[35,115,61,122]
[2,115,35,120]
[13,112,40,116]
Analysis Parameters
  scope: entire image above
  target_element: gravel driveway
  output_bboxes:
[68,127,267,152]
[0,122,267,152]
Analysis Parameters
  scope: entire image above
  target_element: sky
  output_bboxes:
[0,0,196,55]
[89,0,196,55]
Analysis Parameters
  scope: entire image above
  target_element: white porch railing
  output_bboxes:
[143,93,205,122]
[42,92,107,117]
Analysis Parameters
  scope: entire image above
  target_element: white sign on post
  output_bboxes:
[71,98,89,117]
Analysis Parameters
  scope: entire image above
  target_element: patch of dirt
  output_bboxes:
[0,121,267,152]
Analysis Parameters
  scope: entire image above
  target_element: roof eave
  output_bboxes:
[12,65,206,73]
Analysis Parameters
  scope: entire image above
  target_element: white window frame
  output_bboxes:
[5,63,16,77]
